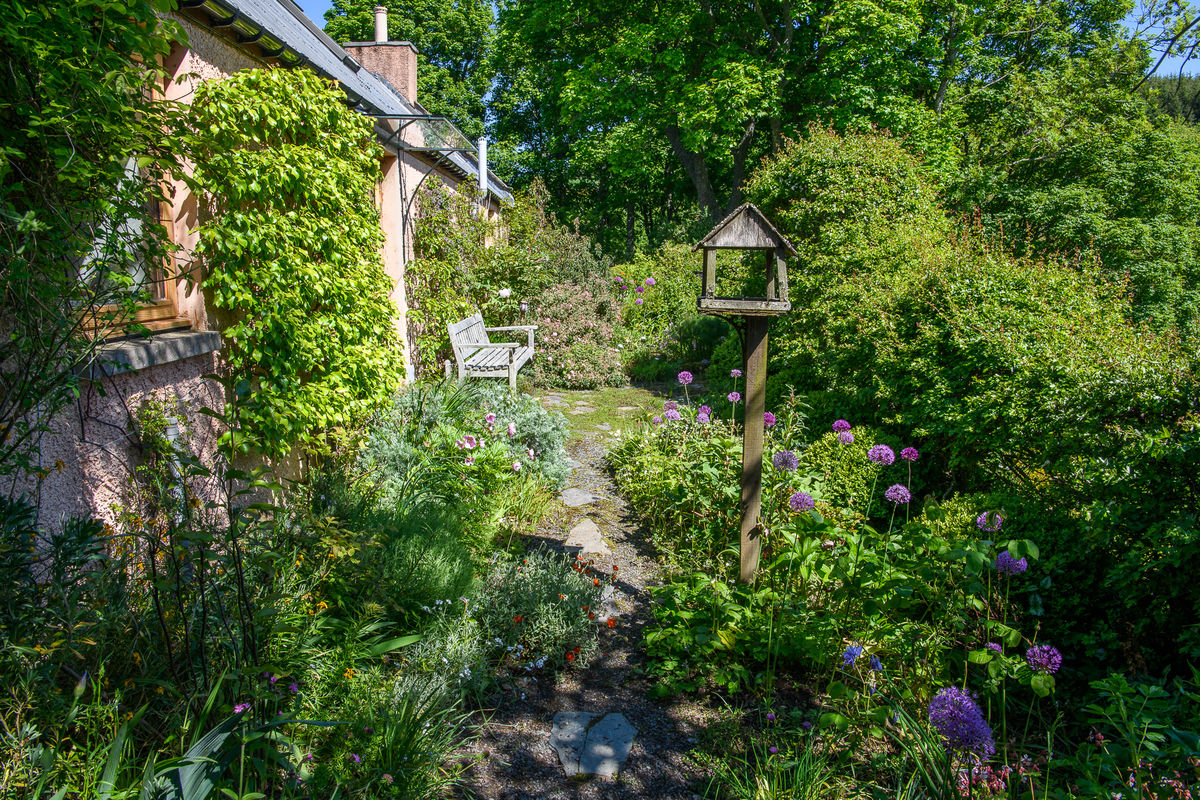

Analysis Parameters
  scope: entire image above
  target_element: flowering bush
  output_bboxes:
[614,243,731,381]
[529,281,624,389]
[607,401,1200,796]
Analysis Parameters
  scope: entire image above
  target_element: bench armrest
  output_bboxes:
[469,341,520,348]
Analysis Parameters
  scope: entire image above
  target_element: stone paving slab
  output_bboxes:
[564,518,610,556]
[580,713,637,777]
[560,488,599,507]
[549,712,594,776]
[549,712,637,777]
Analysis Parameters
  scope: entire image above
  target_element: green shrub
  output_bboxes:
[740,127,1200,671]
[529,281,624,389]
[472,550,606,670]
[610,244,731,380]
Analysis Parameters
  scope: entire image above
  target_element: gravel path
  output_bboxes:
[451,428,718,800]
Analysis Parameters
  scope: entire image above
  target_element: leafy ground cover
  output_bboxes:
[0,381,616,798]
[608,383,1200,798]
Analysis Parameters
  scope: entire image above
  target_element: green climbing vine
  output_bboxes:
[183,68,403,457]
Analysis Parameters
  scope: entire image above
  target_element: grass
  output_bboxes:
[531,383,683,440]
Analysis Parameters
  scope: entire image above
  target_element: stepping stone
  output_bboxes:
[564,518,610,555]
[550,712,637,777]
[560,488,598,507]
[565,458,582,470]
[594,422,611,431]
[549,712,593,776]
[569,407,597,415]
[616,406,637,412]
[542,395,569,407]
[580,713,637,777]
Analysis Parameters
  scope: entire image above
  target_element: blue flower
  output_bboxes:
[842,644,863,668]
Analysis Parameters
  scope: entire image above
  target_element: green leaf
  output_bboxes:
[819,712,851,731]
[1030,673,1055,697]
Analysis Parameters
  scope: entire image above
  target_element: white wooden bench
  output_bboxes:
[447,313,537,390]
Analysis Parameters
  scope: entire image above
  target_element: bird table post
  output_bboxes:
[694,204,794,583]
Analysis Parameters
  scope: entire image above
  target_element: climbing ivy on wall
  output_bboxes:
[184,68,403,457]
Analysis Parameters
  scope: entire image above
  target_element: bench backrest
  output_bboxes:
[448,313,489,361]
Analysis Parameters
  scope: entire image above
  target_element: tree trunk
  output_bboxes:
[727,118,757,213]
[625,201,636,258]
[665,124,721,220]
[934,16,959,113]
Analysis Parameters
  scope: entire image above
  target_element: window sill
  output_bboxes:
[85,330,222,379]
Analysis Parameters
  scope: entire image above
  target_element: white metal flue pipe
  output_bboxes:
[477,137,488,218]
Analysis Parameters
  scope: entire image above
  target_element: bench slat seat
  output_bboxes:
[448,313,537,390]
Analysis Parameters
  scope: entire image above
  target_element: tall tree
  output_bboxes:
[324,0,495,140]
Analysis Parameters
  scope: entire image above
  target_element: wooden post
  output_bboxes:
[739,316,769,583]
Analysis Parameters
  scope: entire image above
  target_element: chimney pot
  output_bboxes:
[374,6,388,43]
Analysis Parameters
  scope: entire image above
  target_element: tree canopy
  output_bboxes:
[324,0,495,140]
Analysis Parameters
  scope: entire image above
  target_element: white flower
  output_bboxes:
[499,288,512,298]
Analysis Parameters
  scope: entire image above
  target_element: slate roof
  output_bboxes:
[181,0,512,203]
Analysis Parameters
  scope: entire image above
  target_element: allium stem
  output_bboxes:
[864,473,879,522]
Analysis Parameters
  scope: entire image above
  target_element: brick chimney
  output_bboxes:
[342,7,418,105]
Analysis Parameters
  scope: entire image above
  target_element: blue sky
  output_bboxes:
[294,1,1197,76]
[296,0,333,26]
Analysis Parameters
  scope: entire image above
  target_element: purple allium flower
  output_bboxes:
[664,400,679,411]
[697,412,710,424]
[731,368,742,378]
[842,643,863,667]
[614,276,624,283]
[928,687,996,757]
[772,450,799,471]
[664,409,682,422]
[768,746,779,754]
[789,491,815,512]
[1025,644,1062,675]
[884,484,911,504]
[976,511,1004,532]
[764,412,776,428]
[727,391,740,403]
[677,371,694,385]
[699,405,712,416]
[832,419,851,432]
[234,702,251,714]
[900,447,919,461]
[868,444,896,465]
[985,642,1003,653]
[636,285,645,293]
[652,416,663,424]
[635,298,643,305]
[645,277,656,286]
[869,655,883,672]
[837,431,854,445]
[766,713,776,721]
[995,551,1028,576]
